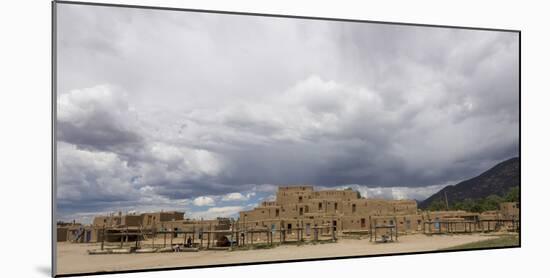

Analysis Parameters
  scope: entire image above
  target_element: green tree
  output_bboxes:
[483,194,504,211]
[461,198,477,212]
[505,186,519,202]
[428,199,447,211]
[428,186,520,213]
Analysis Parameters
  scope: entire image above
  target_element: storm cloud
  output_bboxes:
[55,4,519,222]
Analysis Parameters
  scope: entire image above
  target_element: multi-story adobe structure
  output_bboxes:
[239,185,422,236]
[238,186,517,237]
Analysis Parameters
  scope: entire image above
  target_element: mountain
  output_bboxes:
[419,157,520,209]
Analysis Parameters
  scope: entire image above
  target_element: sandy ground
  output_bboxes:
[56,234,497,275]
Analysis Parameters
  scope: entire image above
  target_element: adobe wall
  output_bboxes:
[239,186,425,234]
[499,202,519,219]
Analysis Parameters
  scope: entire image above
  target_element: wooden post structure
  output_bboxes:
[374,219,376,242]
[230,219,235,249]
[369,216,373,242]
[192,224,195,247]
[314,225,318,242]
[243,218,247,247]
[209,223,214,248]
[120,230,124,248]
[101,226,105,250]
[207,231,211,249]
[279,222,283,244]
[170,229,173,247]
[185,231,188,246]
[395,217,398,241]
[152,227,155,248]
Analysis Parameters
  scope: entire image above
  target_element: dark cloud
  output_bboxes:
[56,3,519,222]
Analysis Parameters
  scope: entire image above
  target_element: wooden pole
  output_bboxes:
[200,218,204,248]
[101,226,105,250]
[244,218,247,246]
[184,232,188,247]
[395,217,398,241]
[200,229,204,248]
[230,219,235,249]
[369,216,372,242]
[314,226,318,242]
[209,223,212,247]
[374,221,377,242]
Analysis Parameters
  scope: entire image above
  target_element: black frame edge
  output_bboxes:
[53,0,520,33]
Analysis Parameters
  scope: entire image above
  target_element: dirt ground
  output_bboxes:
[56,233,499,275]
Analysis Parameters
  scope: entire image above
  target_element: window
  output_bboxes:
[305,206,309,213]
[352,204,356,213]
[299,196,303,202]
[275,209,279,217]
[335,203,338,210]
[319,202,322,210]
[299,207,303,216]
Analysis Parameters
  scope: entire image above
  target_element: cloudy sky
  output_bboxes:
[55,4,519,223]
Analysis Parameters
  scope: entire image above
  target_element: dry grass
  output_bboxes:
[440,234,519,250]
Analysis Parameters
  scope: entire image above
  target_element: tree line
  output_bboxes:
[426,186,519,213]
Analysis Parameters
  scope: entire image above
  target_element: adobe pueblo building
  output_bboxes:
[240,186,419,236]
[239,186,519,239]
[57,185,519,252]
